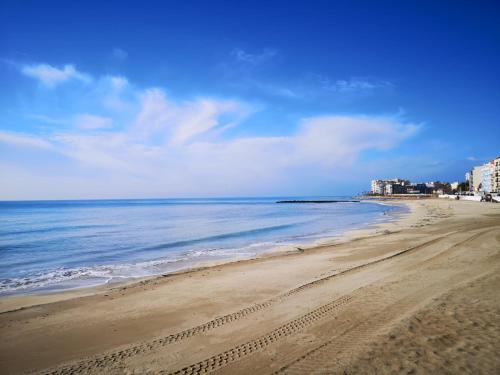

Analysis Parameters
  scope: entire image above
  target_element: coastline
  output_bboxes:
[0,199,406,310]
[1,198,499,374]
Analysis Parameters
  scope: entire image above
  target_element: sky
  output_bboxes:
[0,0,499,199]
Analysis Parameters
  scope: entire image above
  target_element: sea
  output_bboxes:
[0,197,403,295]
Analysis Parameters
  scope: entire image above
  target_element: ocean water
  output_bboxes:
[0,197,401,295]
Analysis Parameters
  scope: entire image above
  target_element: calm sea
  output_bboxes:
[0,197,402,295]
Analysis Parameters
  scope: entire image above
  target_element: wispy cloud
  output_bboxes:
[73,114,113,130]
[25,114,68,125]
[2,61,420,198]
[132,88,252,145]
[233,75,393,101]
[293,115,420,165]
[223,62,392,100]
[231,48,278,65]
[310,74,393,93]
[0,130,53,150]
[335,78,392,92]
[21,63,91,87]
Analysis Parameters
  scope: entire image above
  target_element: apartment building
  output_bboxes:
[493,156,500,193]
[472,166,483,192]
[370,180,385,195]
[469,157,500,194]
[370,178,428,195]
[481,161,494,193]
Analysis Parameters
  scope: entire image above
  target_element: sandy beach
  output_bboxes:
[1,198,499,374]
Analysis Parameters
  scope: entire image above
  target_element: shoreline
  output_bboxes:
[1,198,498,374]
[0,200,407,309]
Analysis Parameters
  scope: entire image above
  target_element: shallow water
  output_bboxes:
[0,197,401,295]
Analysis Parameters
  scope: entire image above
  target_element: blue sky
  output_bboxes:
[1,0,499,199]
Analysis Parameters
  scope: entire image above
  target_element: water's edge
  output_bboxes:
[0,199,407,296]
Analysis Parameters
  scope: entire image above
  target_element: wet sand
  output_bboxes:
[0,199,499,374]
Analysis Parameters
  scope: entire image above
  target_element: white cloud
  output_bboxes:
[109,76,128,90]
[335,79,375,91]
[132,89,173,136]
[53,132,132,171]
[231,48,278,65]
[309,74,392,93]
[0,130,53,150]
[132,89,251,145]
[21,63,91,87]
[335,78,392,92]
[73,114,113,130]
[231,74,392,101]
[99,75,130,111]
[3,63,420,198]
[293,116,419,165]
[2,106,419,198]
[25,114,67,125]
[169,99,247,144]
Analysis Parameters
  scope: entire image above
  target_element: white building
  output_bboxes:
[493,156,500,193]
[370,180,385,195]
[481,161,494,193]
[472,166,483,192]
[470,159,498,194]
[370,178,411,195]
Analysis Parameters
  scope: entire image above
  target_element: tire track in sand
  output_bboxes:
[273,229,499,374]
[164,296,353,375]
[43,233,455,375]
[272,293,426,374]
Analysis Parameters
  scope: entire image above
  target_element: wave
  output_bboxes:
[0,245,262,294]
[138,222,304,253]
[0,224,112,237]
[0,198,397,295]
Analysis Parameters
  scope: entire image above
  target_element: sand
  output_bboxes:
[0,198,499,374]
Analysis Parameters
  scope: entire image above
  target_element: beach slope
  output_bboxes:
[0,199,499,374]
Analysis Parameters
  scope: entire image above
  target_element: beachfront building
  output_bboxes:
[493,156,500,193]
[370,178,457,196]
[371,180,385,195]
[411,183,436,194]
[370,178,410,195]
[405,185,421,194]
[480,161,494,193]
[472,166,483,192]
[371,179,387,195]
[370,178,412,195]
[391,183,407,194]
[423,181,450,194]
[468,158,500,194]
